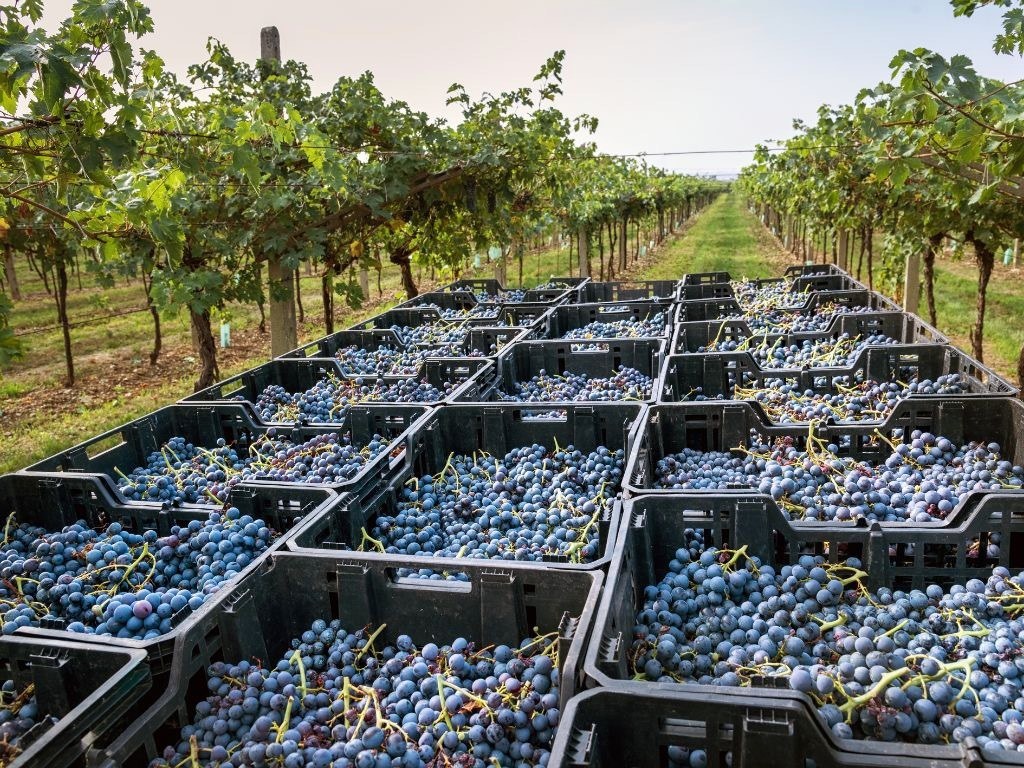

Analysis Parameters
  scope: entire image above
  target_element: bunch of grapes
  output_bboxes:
[496,367,653,402]
[250,375,453,424]
[652,429,1024,522]
[630,529,1024,752]
[361,442,623,569]
[152,622,563,768]
[118,431,394,505]
[0,508,277,638]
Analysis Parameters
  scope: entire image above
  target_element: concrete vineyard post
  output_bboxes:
[261,26,298,357]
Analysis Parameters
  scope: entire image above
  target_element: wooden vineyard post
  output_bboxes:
[837,230,849,271]
[261,26,298,356]
[903,247,921,315]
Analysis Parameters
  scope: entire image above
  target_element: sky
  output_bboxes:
[40,1,1024,177]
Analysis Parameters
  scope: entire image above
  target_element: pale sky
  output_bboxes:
[41,1,1024,177]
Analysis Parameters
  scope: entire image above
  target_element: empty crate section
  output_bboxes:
[623,399,1024,522]
[24,403,429,506]
[280,326,531,363]
[671,313,948,355]
[182,357,494,420]
[548,686,969,768]
[675,288,900,323]
[578,280,679,304]
[289,403,647,568]
[93,551,603,767]
[547,302,671,340]
[657,345,1017,420]
[0,472,336,660]
[467,339,663,404]
[0,636,151,768]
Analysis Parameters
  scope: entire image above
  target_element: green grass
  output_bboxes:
[925,260,1024,378]
[638,193,790,280]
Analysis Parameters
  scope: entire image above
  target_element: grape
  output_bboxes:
[628,528,1024,750]
[0,682,55,765]
[117,431,394,505]
[249,374,453,424]
[700,331,899,369]
[687,373,969,424]
[360,443,623,571]
[652,428,1024,523]
[151,622,563,767]
[562,310,668,340]
[497,366,653,402]
[0,508,277,638]
[334,345,489,376]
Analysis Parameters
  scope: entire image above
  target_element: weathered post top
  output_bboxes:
[260,26,280,61]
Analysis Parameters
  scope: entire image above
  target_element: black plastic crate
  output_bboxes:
[288,402,647,569]
[439,277,585,304]
[0,636,151,768]
[0,472,338,665]
[182,356,494,414]
[280,326,531,361]
[678,273,866,301]
[547,302,672,340]
[90,551,604,767]
[675,289,900,323]
[623,399,1024,500]
[670,313,948,354]
[463,339,664,404]
[575,494,1021,765]
[350,303,552,336]
[657,344,1017,405]
[579,280,679,304]
[23,402,429,506]
[681,265,850,286]
[401,289,562,319]
[548,686,973,768]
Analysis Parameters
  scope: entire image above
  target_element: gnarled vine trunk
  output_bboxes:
[142,266,161,365]
[390,244,418,298]
[965,231,995,363]
[55,256,73,387]
[190,308,220,391]
[322,272,334,336]
[923,233,943,328]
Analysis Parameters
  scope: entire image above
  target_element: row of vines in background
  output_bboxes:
[739,0,1024,385]
[0,1,724,390]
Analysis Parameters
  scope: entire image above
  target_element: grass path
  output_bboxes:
[638,193,791,280]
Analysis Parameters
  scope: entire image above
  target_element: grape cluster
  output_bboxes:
[718,303,877,334]
[361,443,623,567]
[335,346,488,377]
[469,289,527,303]
[562,310,668,340]
[687,374,968,424]
[152,622,563,768]
[732,279,810,311]
[497,367,653,402]
[0,683,53,766]
[652,429,1024,522]
[251,375,451,424]
[0,508,276,638]
[118,431,393,505]
[534,281,572,291]
[700,332,898,369]
[630,530,1024,752]
[388,321,475,348]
